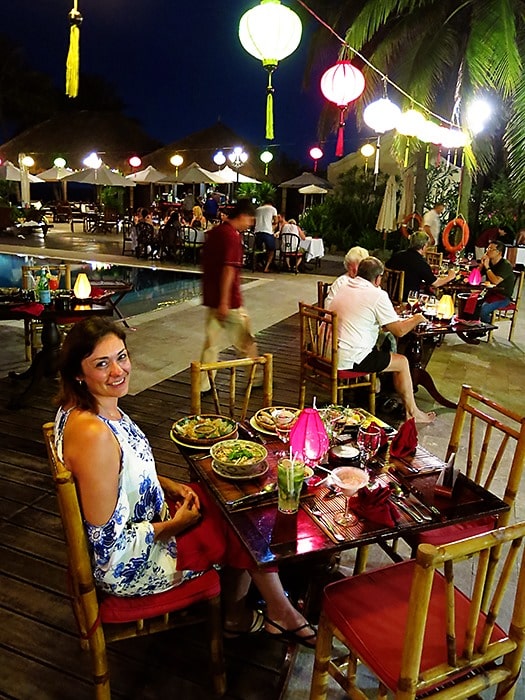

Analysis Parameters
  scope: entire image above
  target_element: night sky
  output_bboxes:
[2,0,340,167]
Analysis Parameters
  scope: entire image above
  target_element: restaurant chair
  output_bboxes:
[316,280,331,308]
[425,250,443,274]
[135,221,156,259]
[21,263,72,361]
[381,267,405,304]
[190,354,273,422]
[310,522,525,700]
[279,233,303,274]
[242,230,266,271]
[488,269,524,342]
[298,302,377,413]
[121,218,135,255]
[181,226,203,264]
[158,222,182,262]
[42,422,226,700]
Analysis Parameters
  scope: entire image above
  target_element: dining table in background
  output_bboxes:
[299,236,324,264]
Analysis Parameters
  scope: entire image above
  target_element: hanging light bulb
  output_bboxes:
[309,146,323,172]
[363,97,401,134]
[320,60,365,157]
[260,150,274,175]
[360,143,375,172]
[239,0,302,141]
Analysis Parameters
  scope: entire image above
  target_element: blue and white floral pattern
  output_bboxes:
[55,407,201,596]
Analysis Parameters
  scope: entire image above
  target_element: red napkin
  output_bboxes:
[351,485,400,527]
[464,292,480,314]
[390,418,418,460]
[10,302,45,317]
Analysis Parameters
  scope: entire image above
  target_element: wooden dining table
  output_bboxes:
[175,420,508,571]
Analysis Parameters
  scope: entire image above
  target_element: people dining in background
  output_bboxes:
[478,241,515,323]
[190,205,207,230]
[387,231,456,300]
[254,199,278,273]
[422,202,444,248]
[327,257,436,424]
[475,225,515,261]
[325,245,369,306]
[54,317,317,646]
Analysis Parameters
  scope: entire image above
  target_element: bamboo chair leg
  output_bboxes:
[309,610,334,700]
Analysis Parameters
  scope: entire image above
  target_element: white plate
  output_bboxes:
[169,430,238,450]
[211,459,269,480]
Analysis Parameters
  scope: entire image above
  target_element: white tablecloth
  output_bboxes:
[299,236,324,262]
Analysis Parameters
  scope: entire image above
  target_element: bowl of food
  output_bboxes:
[170,414,237,447]
[210,439,268,478]
[253,406,300,433]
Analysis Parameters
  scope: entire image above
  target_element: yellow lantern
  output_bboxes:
[436,294,455,320]
[239,0,302,140]
[73,273,92,301]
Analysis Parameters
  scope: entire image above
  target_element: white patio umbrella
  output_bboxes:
[0,160,44,183]
[125,165,168,183]
[279,172,332,189]
[397,167,415,224]
[376,174,398,234]
[210,165,260,184]
[298,184,328,211]
[175,162,227,185]
[37,165,75,200]
[62,163,135,187]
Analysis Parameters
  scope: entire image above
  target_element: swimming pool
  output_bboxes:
[0,253,202,316]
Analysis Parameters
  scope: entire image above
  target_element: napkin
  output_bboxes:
[463,292,480,315]
[390,418,418,460]
[351,485,400,527]
[10,302,45,317]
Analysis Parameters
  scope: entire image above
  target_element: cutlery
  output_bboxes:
[226,482,276,507]
[238,421,267,445]
[387,473,440,517]
[308,506,345,541]
[389,494,425,523]
[193,452,210,461]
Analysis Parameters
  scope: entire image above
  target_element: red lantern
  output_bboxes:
[320,61,365,157]
[290,408,330,466]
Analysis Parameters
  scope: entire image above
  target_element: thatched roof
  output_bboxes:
[142,122,289,184]
[0,111,161,172]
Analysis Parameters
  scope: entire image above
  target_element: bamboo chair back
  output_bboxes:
[316,280,331,308]
[425,250,443,274]
[311,521,525,700]
[298,302,376,412]
[42,422,226,699]
[190,354,273,421]
[489,269,525,342]
[381,267,405,304]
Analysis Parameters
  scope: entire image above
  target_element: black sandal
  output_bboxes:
[223,609,265,639]
[263,616,317,649]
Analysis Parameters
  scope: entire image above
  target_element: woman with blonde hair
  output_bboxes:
[191,205,207,230]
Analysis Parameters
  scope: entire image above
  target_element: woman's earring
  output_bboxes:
[77,379,84,386]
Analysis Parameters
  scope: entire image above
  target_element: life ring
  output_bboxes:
[400,212,422,239]
[442,217,470,253]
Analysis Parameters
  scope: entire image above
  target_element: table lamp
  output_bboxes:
[289,408,329,467]
[73,273,92,306]
[436,294,454,320]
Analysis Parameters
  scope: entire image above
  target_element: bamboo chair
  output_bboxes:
[298,302,377,413]
[316,280,331,308]
[310,522,525,700]
[42,422,226,700]
[190,354,273,422]
[489,269,524,342]
[381,267,405,304]
[22,263,72,361]
[425,250,443,274]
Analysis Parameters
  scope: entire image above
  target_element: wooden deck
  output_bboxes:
[1,313,352,700]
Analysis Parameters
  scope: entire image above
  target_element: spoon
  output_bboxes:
[309,506,345,541]
[226,482,276,507]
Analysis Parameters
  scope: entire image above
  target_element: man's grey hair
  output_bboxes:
[357,256,385,282]
[344,245,369,271]
[409,231,430,250]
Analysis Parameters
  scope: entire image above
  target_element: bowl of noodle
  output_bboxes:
[210,439,268,477]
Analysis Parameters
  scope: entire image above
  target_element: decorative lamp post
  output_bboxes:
[170,154,184,177]
[239,0,302,141]
[360,143,375,173]
[289,408,330,468]
[213,151,227,168]
[363,97,401,174]
[320,61,365,157]
[309,146,323,172]
[54,157,67,169]
[260,150,273,176]
[229,147,248,185]
[19,154,35,208]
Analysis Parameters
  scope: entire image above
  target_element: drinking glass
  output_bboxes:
[272,409,296,457]
[425,295,437,321]
[407,290,419,313]
[357,424,382,471]
[277,458,305,513]
[331,466,369,526]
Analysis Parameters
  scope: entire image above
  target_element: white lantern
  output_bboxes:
[396,109,426,136]
[260,150,273,175]
[363,97,401,134]
[54,157,67,168]
[239,0,302,140]
[360,143,375,158]
[416,120,443,144]
[213,151,227,167]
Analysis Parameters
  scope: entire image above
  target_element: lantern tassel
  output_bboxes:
[335,108,346,157]
[265,68,275,141]
[404,137,410,168]
[65,2,83,98]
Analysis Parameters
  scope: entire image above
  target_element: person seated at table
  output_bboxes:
[54,317,316,647]
[278,216,306,270]
[325,245,369,306]
[387,231,456,301]
[190,205,207,230]
[478,241,515,323]
[327,257,436,424]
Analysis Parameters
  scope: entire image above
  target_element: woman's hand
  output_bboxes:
[159,478,201,510]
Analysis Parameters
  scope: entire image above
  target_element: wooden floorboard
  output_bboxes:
[0,313,321,700]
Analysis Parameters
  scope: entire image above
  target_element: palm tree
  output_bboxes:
[308,0,525,213]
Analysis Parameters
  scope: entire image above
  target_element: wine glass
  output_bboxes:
[320,406,346,446]
[357,424,382,472]
[407,290,419,314]
[331,466,369,526]
[272,409,296,457]
[467,252,474,263]
[425,295,437,321]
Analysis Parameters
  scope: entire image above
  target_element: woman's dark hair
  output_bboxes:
[56,317,127,413]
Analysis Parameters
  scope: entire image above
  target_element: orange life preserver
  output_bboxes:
[442,217,470,253]
[400,212,423,239]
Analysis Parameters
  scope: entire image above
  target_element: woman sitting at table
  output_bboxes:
[54,317,315,646]
[190,205,207,230]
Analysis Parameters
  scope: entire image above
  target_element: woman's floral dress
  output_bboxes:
[55,407,200,596]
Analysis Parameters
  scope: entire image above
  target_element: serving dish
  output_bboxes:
[211,459,269,480]
[210,439,268,478]
[170,414,237,447]
[252,406,300,434]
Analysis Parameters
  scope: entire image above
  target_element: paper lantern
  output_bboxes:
[260,150,273,175]
[436,294,455,320]
[363,97,401,134]
[320,61,365,157]
[73,273,92,301]
[239,0,302,140]
[289,408,330,466]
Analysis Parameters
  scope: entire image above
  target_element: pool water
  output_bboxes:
[0,253,202,316]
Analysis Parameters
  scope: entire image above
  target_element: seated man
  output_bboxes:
[327,256,435,424]
[478,241,515,323]
[387,231,456,300]
[325,245,369,306]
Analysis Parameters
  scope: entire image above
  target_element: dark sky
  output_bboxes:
[2,0,339,167]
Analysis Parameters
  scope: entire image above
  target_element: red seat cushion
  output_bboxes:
[323,560,506,694]
[337,370,370,380]
[413,515,497,547]
[99,568,220,624]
